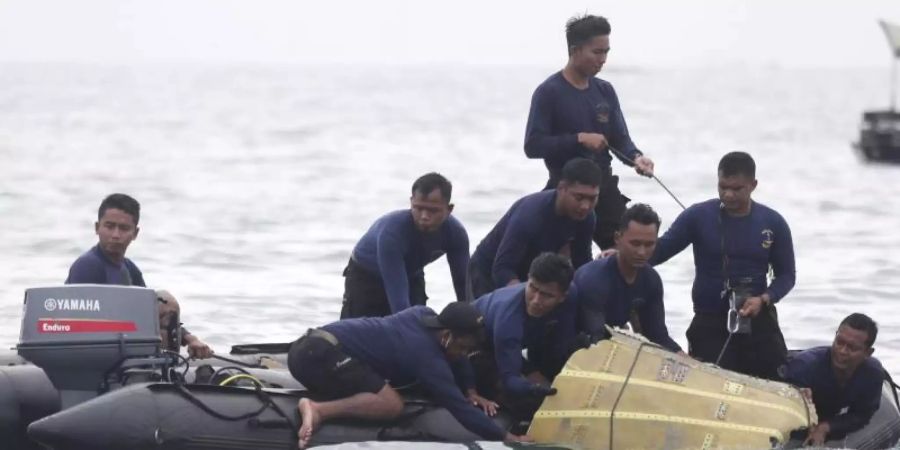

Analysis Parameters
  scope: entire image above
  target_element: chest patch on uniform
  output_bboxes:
[595,102,610,123]
[761,229,774,249]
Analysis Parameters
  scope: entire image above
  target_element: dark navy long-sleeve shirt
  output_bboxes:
[65,244,146,287]
[471,190,594,288]
[471,285,577,395]
[650,199,795,314]
[524,71,641,183]
[322,306,506,440]
[570,256,681,352]
[783,346,883,439]
[65,244,199,338]
[352,210,469,312]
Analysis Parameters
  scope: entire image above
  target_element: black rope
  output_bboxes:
[714,332,735,367]
[211,365,252,382]
[172,381,298,450]
[163,350,191,380]
[211,354,266,369]
[607,145,687,211]
[173,383,271,421]
[608,341,647,450]
[715,205,736,367]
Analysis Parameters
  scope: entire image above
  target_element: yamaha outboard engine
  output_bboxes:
[0,285,164,449]
[16,285,163,409]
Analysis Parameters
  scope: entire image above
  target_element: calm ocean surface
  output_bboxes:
[1,62,898,379]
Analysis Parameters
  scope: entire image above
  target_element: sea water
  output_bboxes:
[0,62,897,373]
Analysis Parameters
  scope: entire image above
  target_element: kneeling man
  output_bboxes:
[470,253,577,417]
[783,313,884,446]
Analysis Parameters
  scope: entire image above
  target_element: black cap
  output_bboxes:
[421,302,484,332]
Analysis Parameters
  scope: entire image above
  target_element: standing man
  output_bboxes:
[524,14,654,250]
[288,302,530,448]
[782,313,884,446]
[66,193,212,359]
[468,158,601,299]
[651,152,795,379]
[341,173,469,318]
[569,204,682,353]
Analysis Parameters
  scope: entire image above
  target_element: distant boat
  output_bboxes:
[857,20,900,163]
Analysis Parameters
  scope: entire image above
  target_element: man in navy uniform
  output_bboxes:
[524,14,655,249]
[66,193,212,359]
[468,158,602,299]
[570,203,682,353]
[468,253,576,418]
[341,173,469,318]
[651,152,795,379]
[783,314,884,446]
[288,302,530,448]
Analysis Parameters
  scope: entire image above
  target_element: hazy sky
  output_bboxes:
[0,0,897,68]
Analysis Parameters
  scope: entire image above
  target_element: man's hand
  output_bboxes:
[184,334,214,359]
[504,432,534,443]
[529,383,558,398]
[634,155,655,177]
[577,132,609,152]
[466,390,499,416]
[798,387,813,402]
[738,296,765,318]
[803,421,830,447]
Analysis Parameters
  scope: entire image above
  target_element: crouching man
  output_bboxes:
[782,313,884,446]
[287,302,530,449]
[469,252,577,418]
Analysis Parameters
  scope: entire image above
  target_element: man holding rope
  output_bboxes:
[650,152,795,380]
[524,14,654,249]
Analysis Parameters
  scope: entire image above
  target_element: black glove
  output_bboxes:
[573,332,593,350]
[529,383,558,397]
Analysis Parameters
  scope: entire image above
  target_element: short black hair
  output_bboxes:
[619,203,661,232]
[561,158,605,187]
[718,151,756,179]
[411,172,452,202]
[528,252,575,291]
[840,313,878,348]
[98,193,140,225]
[566,15,611,53]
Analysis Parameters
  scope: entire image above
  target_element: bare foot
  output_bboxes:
[297,398,321,449]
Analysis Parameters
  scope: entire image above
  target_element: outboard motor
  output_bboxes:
[16,285,163,409]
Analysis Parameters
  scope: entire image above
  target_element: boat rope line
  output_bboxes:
[171,383,298,449]
[607,341,647,450]
[532,409,785,442]
[608,145,687,211]
[556,368,808,424]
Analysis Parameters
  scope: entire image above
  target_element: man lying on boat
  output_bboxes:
[340,172,470,318]
[782,313,884,446]
[287,302,531,449]
[64,193,213,359]
[467,253,576,419]
[569,203,684,354]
